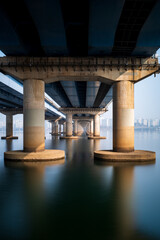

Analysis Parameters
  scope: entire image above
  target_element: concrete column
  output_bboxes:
[113,80,134,152]
[94,114,100,137]
[74,120,78,135]
[66,113,72,136]
[55,121,58,135]
[90,119,93,136]
[63,122,66,133]
[6,114,13,137]
[24,79,45,152]
[51,122,55,133]
[59,124,61,134]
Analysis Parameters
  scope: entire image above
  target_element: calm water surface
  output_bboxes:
[0,128,160,240]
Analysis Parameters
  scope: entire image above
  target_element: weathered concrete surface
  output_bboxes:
[90,119,93,136]
[94,114,100,137]
[66,113,72,137]
[94,150,156,162]
[113,80,134,152]
[4,159,65,168]
[24,79,45,152]
[4,150,65,161]
[0,57,158,84]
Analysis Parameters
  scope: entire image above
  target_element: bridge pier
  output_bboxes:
[63,122,66,134]
[4,79,65,161]
[90,120,93,136]
[1,114,18,140]
[113,81,134,152]
[51,121,59,136]
[88,114,106,139]
[74,120,78,136]
[59,124,62,135]
[61,113,78,139]
[94,80,155,162]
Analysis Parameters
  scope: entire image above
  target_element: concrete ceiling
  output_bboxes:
[0,0,159,113]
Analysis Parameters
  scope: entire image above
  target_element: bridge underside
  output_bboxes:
[0,0,158,58]
[0,0,159,118]
[0,0,159,161]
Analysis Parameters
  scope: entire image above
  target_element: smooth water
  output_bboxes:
[0,128,160,240]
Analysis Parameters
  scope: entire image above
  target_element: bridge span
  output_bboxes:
[0,0,160,161]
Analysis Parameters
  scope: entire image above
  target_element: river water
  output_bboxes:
[0,128,160,240]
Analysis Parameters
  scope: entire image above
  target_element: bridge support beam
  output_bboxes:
[88,114,106,139]
[4,79,65,161]
[1,114,18,140]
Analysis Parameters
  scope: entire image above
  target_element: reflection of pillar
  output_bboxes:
[113,167,134,239]
[24,79,45,152]
[113,81,134,152]
[74,120,78,135]
[66,113,72,137]
[94,114,100,137]
[66,139,73,161]
[90,119,93,136]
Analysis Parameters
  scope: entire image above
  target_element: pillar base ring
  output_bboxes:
[88,136,106,139]
[1,136,18,140]
[94,150,156,162]
[4,150,65,162]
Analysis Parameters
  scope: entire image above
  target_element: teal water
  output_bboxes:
[0,128,160,240]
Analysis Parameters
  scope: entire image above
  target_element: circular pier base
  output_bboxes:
[50,133,61,136]
[1,136,18,140]
[94,150,156,162]
[60,136,79,139]
[88,136,106,139]
[4,149,65,162]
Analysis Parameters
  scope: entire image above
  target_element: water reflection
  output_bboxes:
[5,140,13,151]
[4,159,65,240]
[0,129,159,240]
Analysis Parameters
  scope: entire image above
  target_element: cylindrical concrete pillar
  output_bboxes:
[94,114,100,137]
[74,120,78,135]
[51,122,55,133]
[6,114,13,137]
[55,121,58,134]
[59,124,61,133]
[66,113,72,136]
[113,80,134,152]
[90,119,93,136]
[24,79,45,152]
[63,122,66,133]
